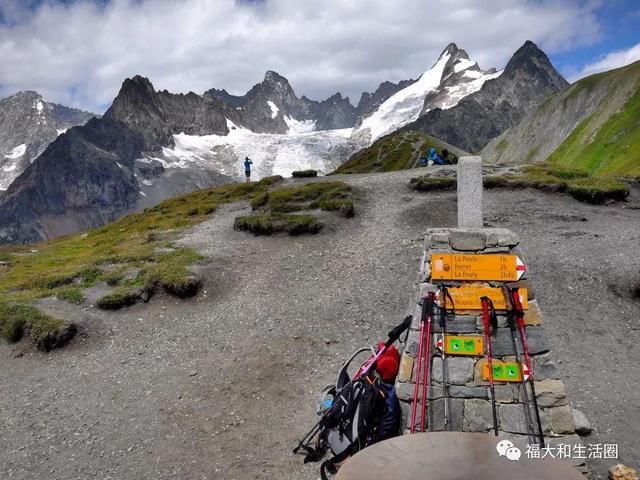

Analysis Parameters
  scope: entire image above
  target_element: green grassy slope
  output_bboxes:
[547,85,640,177]
[0,177,354,348]
[483,60,640,178]
[332,130,468,174]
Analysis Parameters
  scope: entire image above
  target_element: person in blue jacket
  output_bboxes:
[419,147,446,166]
[243,156,253,182]
[427,147,447,165]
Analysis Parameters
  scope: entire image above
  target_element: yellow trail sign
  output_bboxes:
[447,285,528,310]
[431,253,526,281]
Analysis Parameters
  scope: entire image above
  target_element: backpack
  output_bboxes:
[294,316,411,479]
[302,347,402,479]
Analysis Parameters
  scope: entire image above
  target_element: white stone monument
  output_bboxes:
[457,156,483,228]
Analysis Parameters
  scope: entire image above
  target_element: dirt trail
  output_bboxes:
[0,169,638,479]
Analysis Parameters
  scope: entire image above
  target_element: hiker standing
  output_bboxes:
[243,156,253,182]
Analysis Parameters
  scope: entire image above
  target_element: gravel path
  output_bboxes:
[0,169,638,479]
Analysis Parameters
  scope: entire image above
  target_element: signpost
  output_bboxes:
[446,286,528,310]
[431,253,526,281]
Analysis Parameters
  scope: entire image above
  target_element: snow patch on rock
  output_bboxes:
[284,116,316,133]
[267,101,279,118]
[4,144,26,159]
[439,69,503,111]
[354,52,452,142]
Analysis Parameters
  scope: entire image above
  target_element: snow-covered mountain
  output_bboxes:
[171,44,499,181]
[0,41,565,245]
[0,91,95,191]
[351,43,501,144]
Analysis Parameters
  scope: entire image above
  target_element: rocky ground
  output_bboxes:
[0,168,638,480]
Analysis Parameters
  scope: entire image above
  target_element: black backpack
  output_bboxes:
[294,316,411,479]
[302,349,401,479]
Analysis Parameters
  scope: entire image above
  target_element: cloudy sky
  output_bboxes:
[1,0,639,113]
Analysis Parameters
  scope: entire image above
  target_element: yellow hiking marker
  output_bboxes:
[431,253,526,281]
[447,285,528,310]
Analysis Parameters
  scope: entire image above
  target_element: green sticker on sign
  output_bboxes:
[482,360,523,382]
[443,335,484,356]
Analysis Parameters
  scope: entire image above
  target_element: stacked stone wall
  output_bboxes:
[395,227,588,470]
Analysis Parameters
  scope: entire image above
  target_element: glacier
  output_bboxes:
[157,120,355,180]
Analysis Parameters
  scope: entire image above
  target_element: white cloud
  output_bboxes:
[0,0,602,113]
[574,42,640,80]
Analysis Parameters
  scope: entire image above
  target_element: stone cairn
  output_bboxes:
[394,158,589,472]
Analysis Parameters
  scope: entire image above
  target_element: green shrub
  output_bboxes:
[258,175,284,186]
[319,198,355,218]
[483,170,628,204]
[566,178,629,204]
[96,287,141,310]
[56,287,85,305]
[409,176,457,191]
[234,213,322,236]
[483,176,511,188]
[0,301,66,347]
[251,192,269,210]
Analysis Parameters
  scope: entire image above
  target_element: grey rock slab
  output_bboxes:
[533,354,561,380]
[572,409,593,436]
[396,382,417,402]
[427,398,464,431]
[490,325,550,356]
[443,315,478,333]
[463,399,496,432]
[432,356,474,385]
[549,405,576,435]
[499,403,538,435]
[534,379,568,407]
[449,229,486,251]
[494,384,518,403]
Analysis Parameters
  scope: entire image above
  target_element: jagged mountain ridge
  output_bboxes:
[0,41,568,245]
[351,43,502,144]
[205,70,357,132]
[403,41,569,152]
[0,91,95,190]
[482,60,640,177]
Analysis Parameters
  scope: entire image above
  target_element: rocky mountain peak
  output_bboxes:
[107,75,159,113]
[439,42,469,60]
[103,76,172,150]
[0,90,95,192]
[505,40,553,72]
[8,90,43,102]
[501,40,568,92]
[258,70,295,97]
[264,70,287,84]
[404,40,569,153]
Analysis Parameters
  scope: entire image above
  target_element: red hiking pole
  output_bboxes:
[410,291,435,433]
[508,288,545,447]
[480,296,499,436]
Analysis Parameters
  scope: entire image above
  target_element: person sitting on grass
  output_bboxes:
[421,147,446,166]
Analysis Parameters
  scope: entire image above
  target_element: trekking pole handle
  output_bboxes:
[386,314,413,345]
